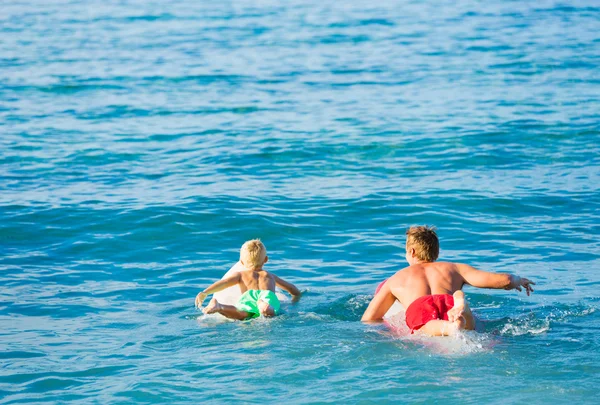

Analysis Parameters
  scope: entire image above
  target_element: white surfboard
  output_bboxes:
[384,301,409,334]
[385,301,405,318]
[377,282,491,353]
[212,261,287,306]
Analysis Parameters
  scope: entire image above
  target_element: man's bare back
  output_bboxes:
[384,261,523,309]
[386,262,466,309]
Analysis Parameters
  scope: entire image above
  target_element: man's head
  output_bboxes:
[405,226,439,265]
[240,239,268,270]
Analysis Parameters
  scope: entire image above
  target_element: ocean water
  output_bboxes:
[1,0,599,403]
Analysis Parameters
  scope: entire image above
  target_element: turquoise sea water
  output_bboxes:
[1,0,599,403]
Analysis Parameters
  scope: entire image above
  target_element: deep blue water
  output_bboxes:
[1,0,599,403]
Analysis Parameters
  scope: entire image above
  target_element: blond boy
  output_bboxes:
[362,226,535,336]
[195,240,301,320]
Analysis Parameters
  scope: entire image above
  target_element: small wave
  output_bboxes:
[297,312,336,322]
[494,302,597,336]
[312,294,371,321]
[0,350,45,359]
[499,315,550,336]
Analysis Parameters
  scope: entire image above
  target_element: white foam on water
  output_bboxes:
[384,305,495,355]
[500,319,549,336]
[498,303,597,337]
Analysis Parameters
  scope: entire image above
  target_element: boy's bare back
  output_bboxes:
[238,270,277,293]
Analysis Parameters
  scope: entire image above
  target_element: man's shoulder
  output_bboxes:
[393,262,461,275]
[426,261,460,268]
[388,266,414,281]
[431,261,464,273]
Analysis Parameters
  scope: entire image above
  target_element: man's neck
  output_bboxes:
[410,259,433,266]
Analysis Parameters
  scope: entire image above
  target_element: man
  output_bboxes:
[361,226,535,336]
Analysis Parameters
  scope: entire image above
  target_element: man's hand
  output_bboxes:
[507,276,535,296]
[195,292,208,308]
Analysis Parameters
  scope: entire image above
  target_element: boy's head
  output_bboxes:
[240,239,268,270]
[405,226,439,265]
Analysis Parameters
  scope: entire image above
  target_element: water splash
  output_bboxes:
[492,302,597,336]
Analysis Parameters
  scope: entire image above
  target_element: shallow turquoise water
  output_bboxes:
[1,0,600,403]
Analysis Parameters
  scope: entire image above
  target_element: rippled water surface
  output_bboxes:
[1,0,600,403]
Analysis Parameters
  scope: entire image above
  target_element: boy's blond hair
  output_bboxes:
[240,239,267,269]
[406,226,439,262]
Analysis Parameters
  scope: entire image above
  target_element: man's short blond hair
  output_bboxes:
[240,239,267,269]
[406,226,439,262]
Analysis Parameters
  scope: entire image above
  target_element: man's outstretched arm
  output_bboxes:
[457,264,535,295]
[361,282,396,322]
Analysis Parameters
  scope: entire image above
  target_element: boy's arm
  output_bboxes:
[195,273,241,308]
[456,264,535,295]
[273,275,301,300]
[361,282,396,322]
